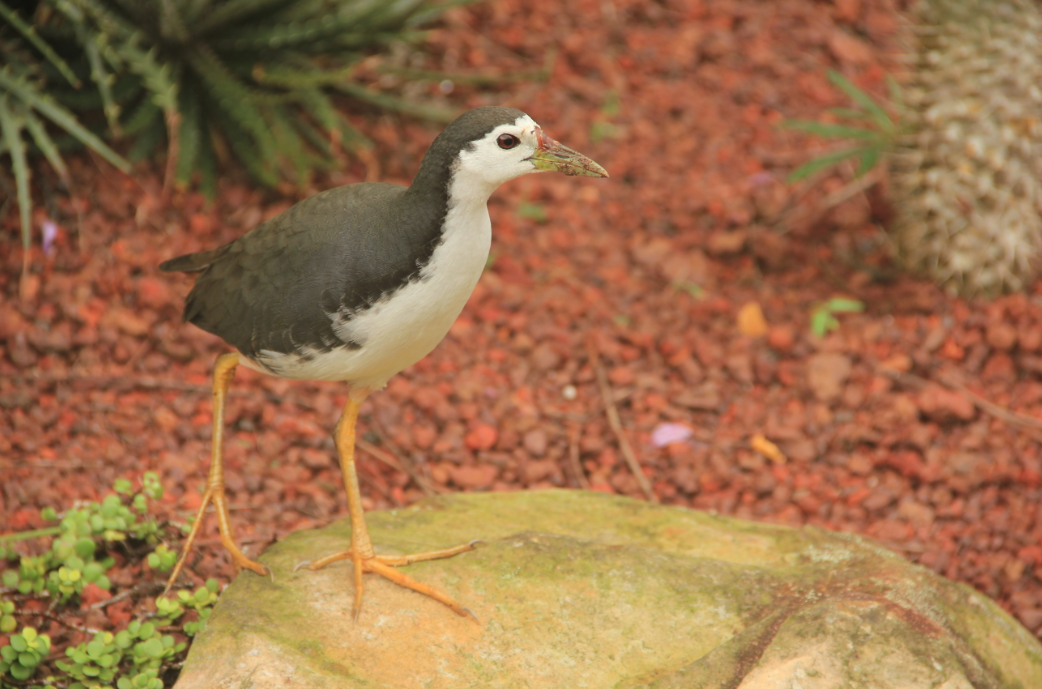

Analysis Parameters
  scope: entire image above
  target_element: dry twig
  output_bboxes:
[566,424,590,490]
[85,581,166,611]
[12,610,102,635]
[362,408,443,496]
[880,365,1042,442]
[586,343,657,502]
[356,438,440,497]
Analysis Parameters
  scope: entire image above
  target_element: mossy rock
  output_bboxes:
[173,490,1042,688]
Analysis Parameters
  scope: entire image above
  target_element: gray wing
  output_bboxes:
[160,182,445,359]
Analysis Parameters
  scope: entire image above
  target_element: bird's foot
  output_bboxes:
[229,551,270,579]
[163,486,270,596]
[296,541,481,621]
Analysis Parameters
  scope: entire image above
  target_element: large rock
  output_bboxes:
[174,490,1042,688]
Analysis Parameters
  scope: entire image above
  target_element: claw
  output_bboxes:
[461,607,480,624]
[293,560,311,572]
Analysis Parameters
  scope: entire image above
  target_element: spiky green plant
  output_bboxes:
[782,69,902,182]
[42,0,468,195]
[0,1,130,288]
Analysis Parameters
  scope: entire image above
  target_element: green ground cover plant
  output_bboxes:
[0,474,219,689]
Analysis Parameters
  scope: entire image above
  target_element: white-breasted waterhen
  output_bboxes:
[159,106,608,620]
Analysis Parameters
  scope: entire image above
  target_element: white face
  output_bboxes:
[453,115,545,196]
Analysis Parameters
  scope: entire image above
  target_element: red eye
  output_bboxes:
[497,133,520,149]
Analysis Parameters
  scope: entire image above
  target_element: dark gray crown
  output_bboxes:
[410,106,528,194]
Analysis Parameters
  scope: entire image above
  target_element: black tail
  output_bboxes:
[159,245,228,273]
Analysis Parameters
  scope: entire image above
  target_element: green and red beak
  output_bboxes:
[529,128,609,178]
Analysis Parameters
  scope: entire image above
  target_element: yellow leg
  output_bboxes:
[164,352,268,594]
[300,392,478,621]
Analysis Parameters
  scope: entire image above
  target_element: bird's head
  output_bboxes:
[415,107,608,201]
[456,110,609,186]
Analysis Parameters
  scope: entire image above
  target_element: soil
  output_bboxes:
[4,0,1042,666]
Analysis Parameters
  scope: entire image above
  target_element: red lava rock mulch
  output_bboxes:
[4,0,1042,656]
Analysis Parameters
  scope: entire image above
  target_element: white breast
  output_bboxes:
[247,182,492,391]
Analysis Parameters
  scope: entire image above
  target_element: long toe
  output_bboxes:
[235,557,269,578]
[375,541,480,567]
[364,558,472,619]
[302,542,478,620]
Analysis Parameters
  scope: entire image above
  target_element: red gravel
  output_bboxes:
[4,0,1042,644]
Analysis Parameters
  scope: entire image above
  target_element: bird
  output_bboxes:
[159,106,608,620]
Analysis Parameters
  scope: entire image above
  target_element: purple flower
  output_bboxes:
[42,220,58,256]
[651,423,693,448]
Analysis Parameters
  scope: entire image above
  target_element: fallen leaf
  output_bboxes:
[706,230,747,255]
[737,301,769,338]
[751,433,787,464]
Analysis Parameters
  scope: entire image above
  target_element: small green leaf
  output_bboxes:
[856,145,881,176]
[825,298,865,313]
[74,537,97,559]
[83,561,104,583]
[142,472,163,500]
[827,69,893,133]
[786,146,863,182]
[137,636,165,659]
[10,661,33,680]
[87,638,106,658]
[827,107,875,123]
[781,120,881,141]
[810,309,831,337]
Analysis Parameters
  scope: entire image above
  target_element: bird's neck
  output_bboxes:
[411,161,496,210]
[448,161,500,209]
